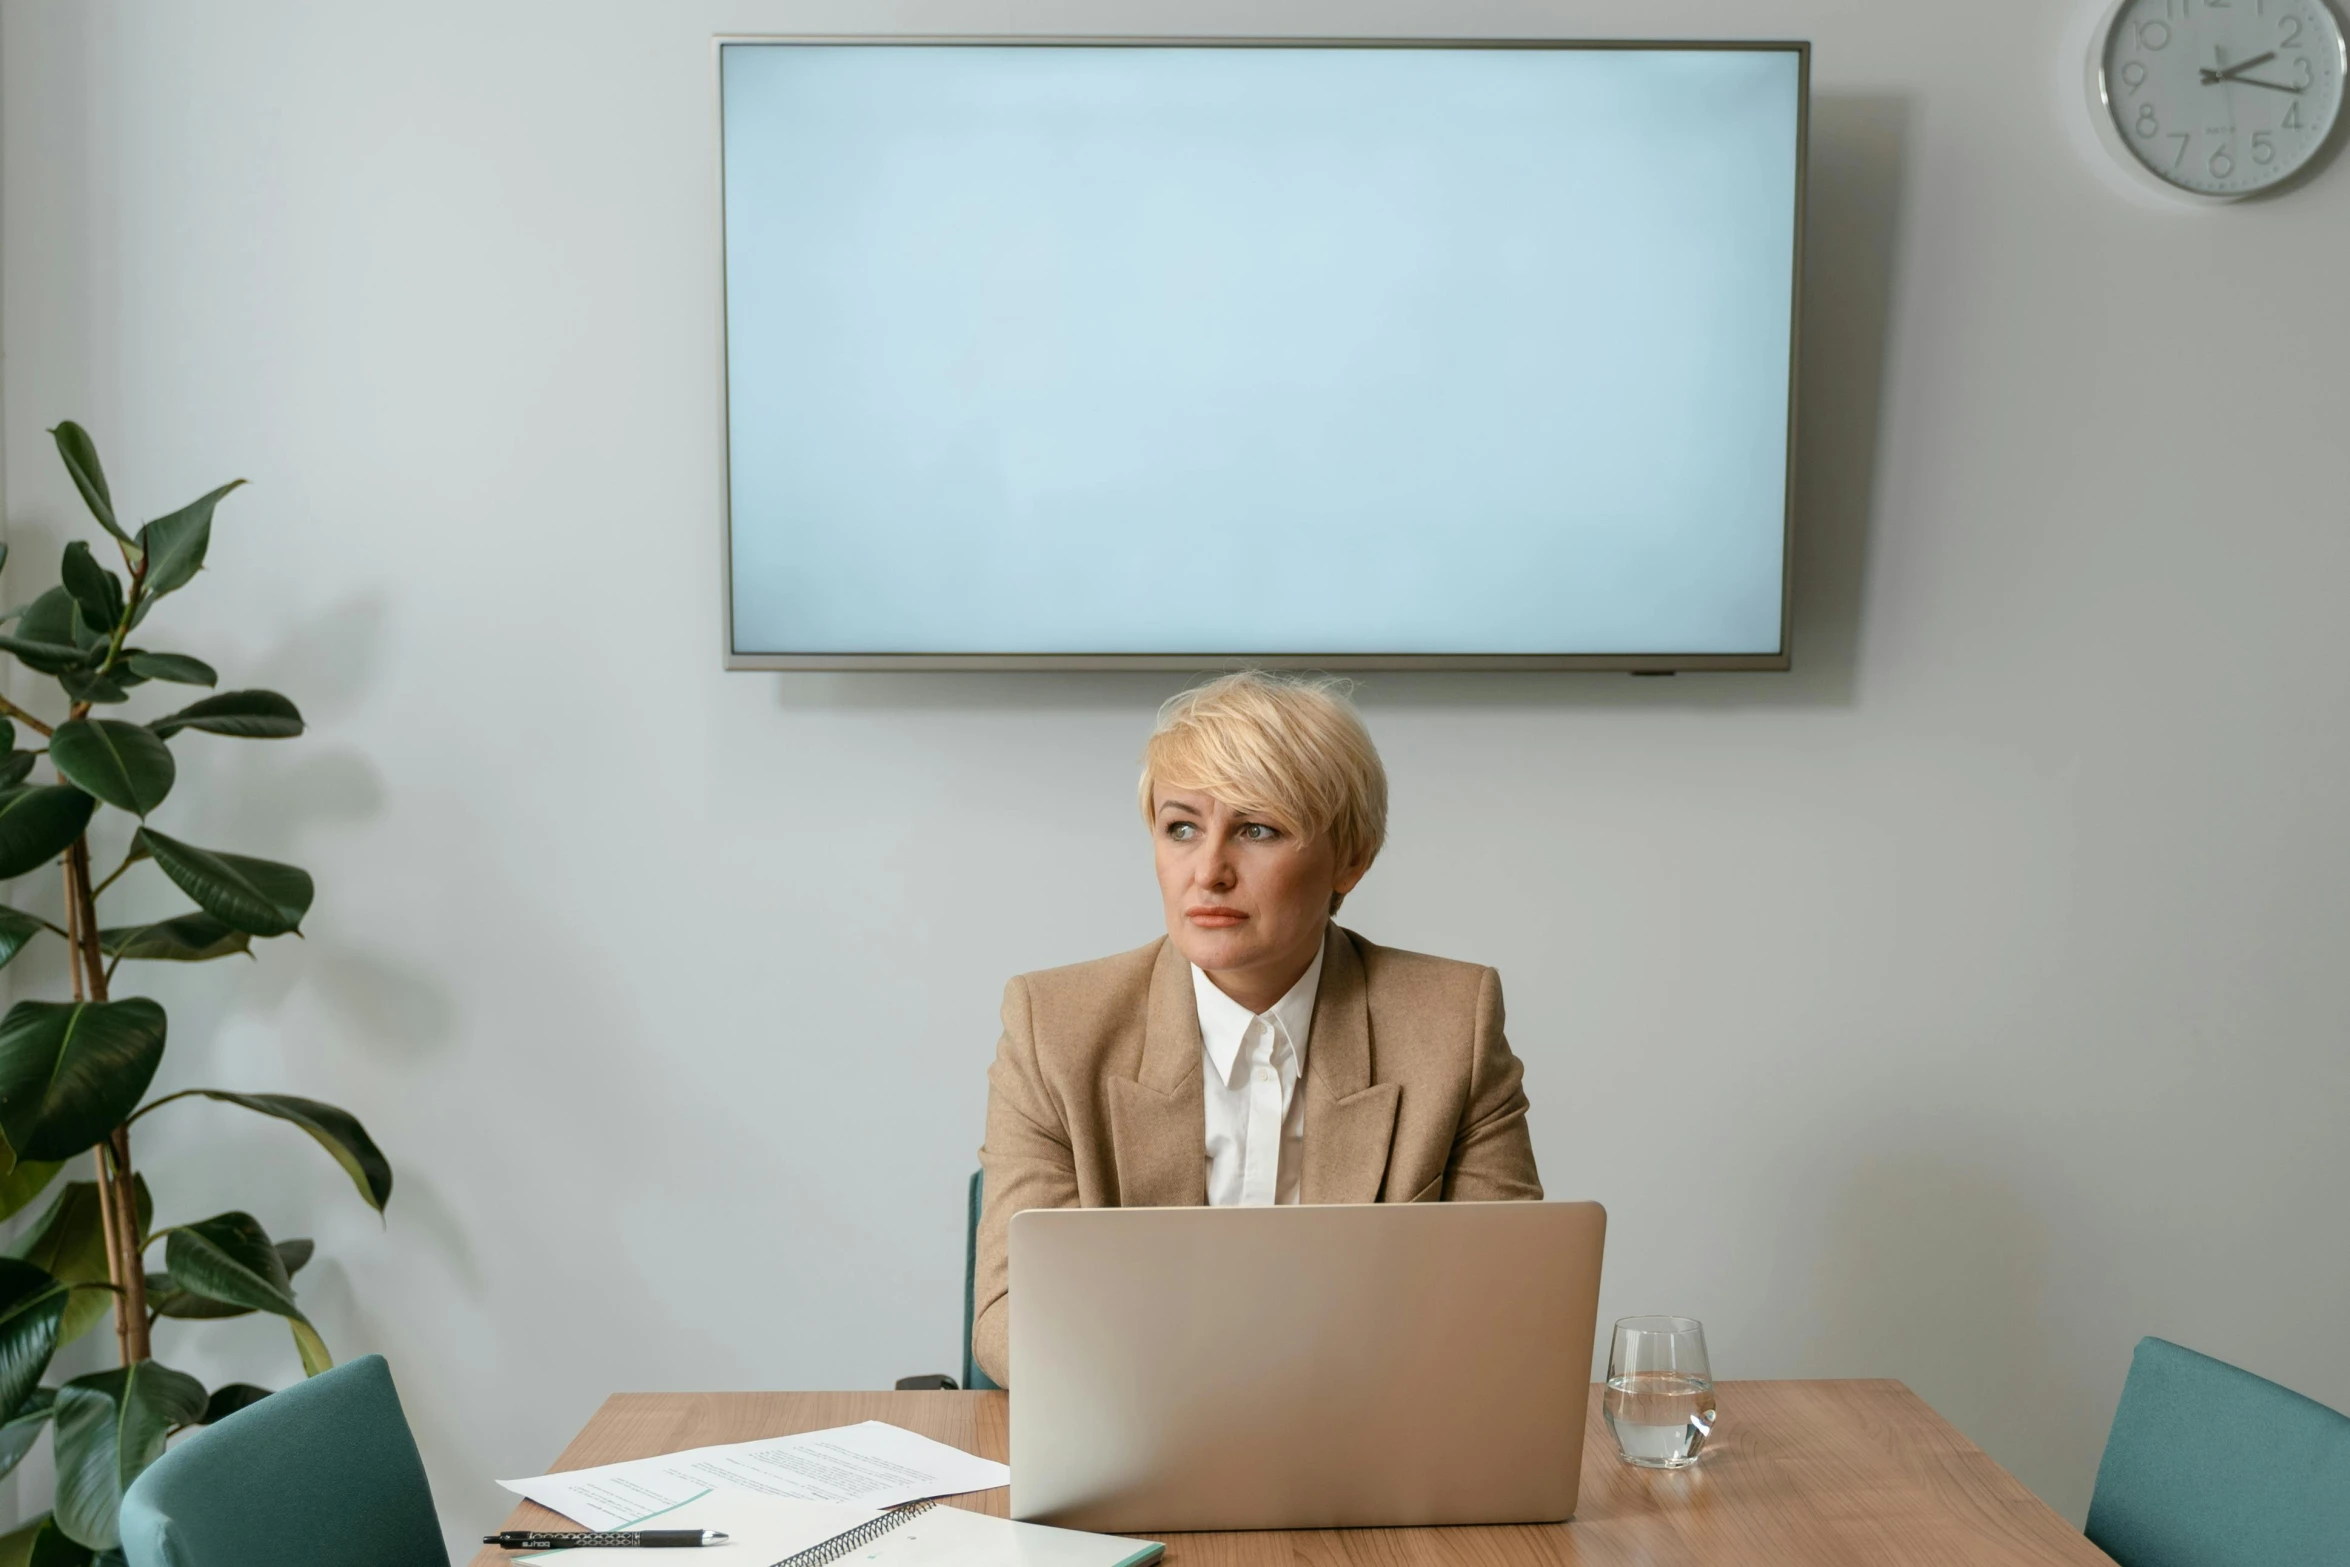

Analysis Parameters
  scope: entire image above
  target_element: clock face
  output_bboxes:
[2102,0,2347,195]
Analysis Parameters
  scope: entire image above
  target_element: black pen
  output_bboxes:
[483,1529,730,1549]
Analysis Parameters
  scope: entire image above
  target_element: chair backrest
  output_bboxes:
[963,1169,1000,1392]
[119,1354,449,1567]
[2085,1336,2350,1567]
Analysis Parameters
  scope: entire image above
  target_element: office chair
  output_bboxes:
[895,1169,1002,1393]
[2084,1336,2350,1567]
[119,1354,449,1567]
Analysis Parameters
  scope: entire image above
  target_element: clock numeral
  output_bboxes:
[2120,59,2150,93]
[2285,99,2305,127]
[2171,131,2194,169]
[2293,53,2316,86]
[2138,100,2162,137]
[2253,129,2277,162]
[2206,0,2232,10]
[2138,18,2174,48]
[2281,14,2305,45]
[2210,143,2236,178]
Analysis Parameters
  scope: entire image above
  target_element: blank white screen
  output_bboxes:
[722,44,1800,657]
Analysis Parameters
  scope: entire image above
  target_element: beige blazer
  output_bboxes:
[973,924,1543,1387]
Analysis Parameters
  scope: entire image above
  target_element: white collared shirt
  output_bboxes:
[1193,940,1326,1207]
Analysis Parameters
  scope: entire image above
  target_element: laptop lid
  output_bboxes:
[1009,1200,1606,1532]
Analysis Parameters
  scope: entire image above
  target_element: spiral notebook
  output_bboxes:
[520,1493,1162,1567]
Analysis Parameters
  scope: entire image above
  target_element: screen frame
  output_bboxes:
[716,36,1809,673]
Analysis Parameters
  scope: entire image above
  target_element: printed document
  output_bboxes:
[497,1420,1011,1531]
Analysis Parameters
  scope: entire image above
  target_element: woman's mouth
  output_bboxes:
[1186,906,1248,927]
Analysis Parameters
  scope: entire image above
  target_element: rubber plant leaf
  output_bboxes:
[0,907,48,972]
[97,914,251,964]
[0,789,98,881]
[0,1259,68,1420]
[0,999,168,1167]
[0,1510,95,1567]
[0,1160,62,1225]
[51,1360,207,1550]
[49,722,174,818]
[145,689,302,740]
[163,1212,331,1375]
[119,653,215,687]
[151,1092,388,1212]
[129,831,310,937]
[56,545,122,641]
[0,1388,55,1485]
[49,424,133,554]
[135,480,243,602]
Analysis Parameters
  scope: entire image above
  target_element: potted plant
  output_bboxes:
[0,424,391,1564]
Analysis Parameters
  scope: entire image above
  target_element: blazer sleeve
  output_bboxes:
[972,974,1079,1388]
[1444,966,1544,1202]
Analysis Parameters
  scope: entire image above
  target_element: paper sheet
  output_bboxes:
[515,1492,880,1564]
[498,1420,1011,1531]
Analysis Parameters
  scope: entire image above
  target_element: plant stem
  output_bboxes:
[64,832,151,1362]
[0,693,52,738]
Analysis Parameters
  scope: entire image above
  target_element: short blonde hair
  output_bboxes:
[1137,670,1388,871]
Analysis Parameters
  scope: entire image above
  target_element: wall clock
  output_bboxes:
[2093,0,2346,198]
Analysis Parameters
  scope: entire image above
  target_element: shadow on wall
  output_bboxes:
[755,90,1914,716]
[1811,1149,2113,1523]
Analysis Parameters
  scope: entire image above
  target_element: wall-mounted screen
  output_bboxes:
[720,39,1806,670]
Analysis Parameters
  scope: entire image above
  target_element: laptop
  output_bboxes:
[1008,1200,1607,1533]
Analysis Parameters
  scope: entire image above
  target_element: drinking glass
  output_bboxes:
[1603,1316,1716,1468]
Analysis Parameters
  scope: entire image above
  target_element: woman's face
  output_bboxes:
[1153,786,1366,1008]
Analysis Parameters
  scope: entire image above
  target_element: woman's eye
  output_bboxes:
[1166,822,1197,840]
[1238,823,1278,841]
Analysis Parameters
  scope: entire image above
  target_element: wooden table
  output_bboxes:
[472,1382,2114,1565]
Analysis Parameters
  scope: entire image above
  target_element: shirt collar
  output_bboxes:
[1191,933,1327,1089]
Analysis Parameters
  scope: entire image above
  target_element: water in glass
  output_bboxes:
[1603,1371,1717,1466]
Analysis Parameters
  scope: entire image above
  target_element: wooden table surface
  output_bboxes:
[472,1382,2113,1566]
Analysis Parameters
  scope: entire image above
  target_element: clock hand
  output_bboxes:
[2220,74,2306,93]
[2199,50,2280,82]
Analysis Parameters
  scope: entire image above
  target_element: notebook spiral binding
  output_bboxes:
[774,1500,938,1567]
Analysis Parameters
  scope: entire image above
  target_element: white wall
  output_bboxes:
[5,0,2347,1555]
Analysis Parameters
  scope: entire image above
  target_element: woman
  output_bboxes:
[972,671,1541,1387]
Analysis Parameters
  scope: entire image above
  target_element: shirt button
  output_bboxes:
[1255,1067,1274,1082]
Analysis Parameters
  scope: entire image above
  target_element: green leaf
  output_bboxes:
[147,1231,300,1321]
[52,1360,207,1550]
[0,1510,94,1567]
[164,1213,330,1375]
[200,1383,269,1424]
[56,546,122,640]
[0,722,13,754]
[146,689,302,741]
[130,830,310,937]
[54,671,127,707]
[16,589,78,652]
[276,1237,314,1276]
[47,723,173,818]
[0,1259,68,1419]
[0,906,49,971]
[6,1184,111,1349]
[0,632,84,678]
[0,788,97,880]
[136,481,242,602]
[0,754,36,791]
[120,652,214,687]
[0,999,168,1166]
[0,1160,62,1224]
[49,425,129,552]
[98,913,251,964]
[0,1387,56,1483]
[155,1092,390,1213]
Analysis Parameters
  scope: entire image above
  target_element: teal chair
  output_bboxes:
[2085,1336,2350,1567]
[962,1169,1000,1392]
[119,1354,447,1567]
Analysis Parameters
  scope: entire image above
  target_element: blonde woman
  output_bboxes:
[971,671,1542,1387]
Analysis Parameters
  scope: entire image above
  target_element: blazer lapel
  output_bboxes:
[1107,939,1209,1207]
[1302,927,1401,1204]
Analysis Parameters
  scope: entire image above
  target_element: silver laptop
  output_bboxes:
[1008,1200,1607,1533]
